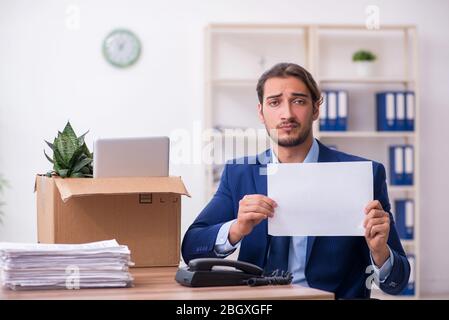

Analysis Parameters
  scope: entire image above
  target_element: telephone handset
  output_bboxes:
[175,258,293,287]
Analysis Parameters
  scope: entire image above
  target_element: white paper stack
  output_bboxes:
[0,239,134,290]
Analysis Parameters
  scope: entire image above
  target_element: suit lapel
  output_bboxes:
[252,148,271,195]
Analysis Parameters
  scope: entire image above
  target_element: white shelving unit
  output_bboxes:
[204,24,419,299]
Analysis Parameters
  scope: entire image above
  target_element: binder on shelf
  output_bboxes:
[377,91,415,132]
[389,145,414,185]
[405,91,415,131]
[395,92,406,131]
[376,92,396,131]
[401,254,415,296]
[337,91,348,131]
[395,199,414,240]
[327,91,337,130]
[389,145,404,185]
[320,90,347,131]
[404,145,414,185]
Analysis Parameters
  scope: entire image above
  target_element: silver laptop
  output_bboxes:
[93,136,169,178]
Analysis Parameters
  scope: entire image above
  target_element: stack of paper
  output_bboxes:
[0,239,133,290]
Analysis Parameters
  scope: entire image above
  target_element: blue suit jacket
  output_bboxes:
[182,140,410,299]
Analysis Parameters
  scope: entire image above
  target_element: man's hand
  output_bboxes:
[364,200,391,267]
[229,194,277,245]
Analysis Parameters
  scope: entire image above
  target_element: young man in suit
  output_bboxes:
[182,63,410,299]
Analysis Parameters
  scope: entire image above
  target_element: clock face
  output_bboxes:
[103,29,141,68]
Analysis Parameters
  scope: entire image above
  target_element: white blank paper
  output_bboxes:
[267,161,373,236]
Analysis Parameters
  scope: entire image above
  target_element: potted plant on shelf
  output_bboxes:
[44,122,93,178]
[352,49,377,77]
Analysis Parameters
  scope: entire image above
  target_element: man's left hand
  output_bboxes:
[364,200,390,267]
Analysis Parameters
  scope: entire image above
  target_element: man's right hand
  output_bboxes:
[229,194,277,245]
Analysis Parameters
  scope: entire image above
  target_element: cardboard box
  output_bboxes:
[35,175,190,267]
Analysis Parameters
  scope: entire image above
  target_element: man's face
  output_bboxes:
[258,76,319,147]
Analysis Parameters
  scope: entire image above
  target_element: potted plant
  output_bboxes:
[44,122,93,178]
[352,49,377,77]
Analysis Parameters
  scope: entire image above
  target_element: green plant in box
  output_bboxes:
[44,122,93,178]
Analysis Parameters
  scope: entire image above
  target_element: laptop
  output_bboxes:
[93,136,169,178]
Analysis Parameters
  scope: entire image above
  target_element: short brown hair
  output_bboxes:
[256,62,322,106]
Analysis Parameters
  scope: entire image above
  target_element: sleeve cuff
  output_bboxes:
[214,219,241,257]
[370,246,395,283]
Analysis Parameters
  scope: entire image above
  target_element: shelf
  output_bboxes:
[206,24,420,297]
[318,131,415,138]
[210,26,307,35]
[317,24,415,31]
[319,77,413,84]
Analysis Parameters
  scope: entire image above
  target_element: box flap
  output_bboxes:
[53,176,191,202]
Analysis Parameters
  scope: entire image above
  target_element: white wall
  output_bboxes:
[0,0,448,294]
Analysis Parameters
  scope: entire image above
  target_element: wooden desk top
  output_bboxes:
[0,267,334,300]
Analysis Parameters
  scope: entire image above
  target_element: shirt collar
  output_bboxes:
[271,138,319,164]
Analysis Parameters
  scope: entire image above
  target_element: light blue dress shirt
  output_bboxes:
[214,138,394,285]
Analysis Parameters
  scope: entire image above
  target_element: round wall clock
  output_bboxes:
[103,29,141,68]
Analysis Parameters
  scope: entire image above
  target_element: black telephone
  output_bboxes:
[175,258,293,287]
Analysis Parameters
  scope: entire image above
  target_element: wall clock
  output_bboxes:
[103,29,141,68]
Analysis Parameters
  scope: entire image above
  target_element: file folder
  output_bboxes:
[376,92,396,131]
[320,90,347,131]
[389,145,404,185]
[395,199,414,239]
[404,145,414,185]
[395,92,406,131]
[389,145,414,185]
[405,91,415,131]
[337,91,348,131]
[327,91,337,130]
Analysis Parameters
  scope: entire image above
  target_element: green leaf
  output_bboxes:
[45,140,54,150]
[44,150,54,164]
[55,134,77,165]
[81,142,93,158]
[53,147,68,169]
[77,130,89,146]
[68,146,85,170]
[72,157,93,174]
[62,122,77,141]
[57,169,69,178]
[81,166,91,174]
[70,172,84,178]
[63,122,81,150]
